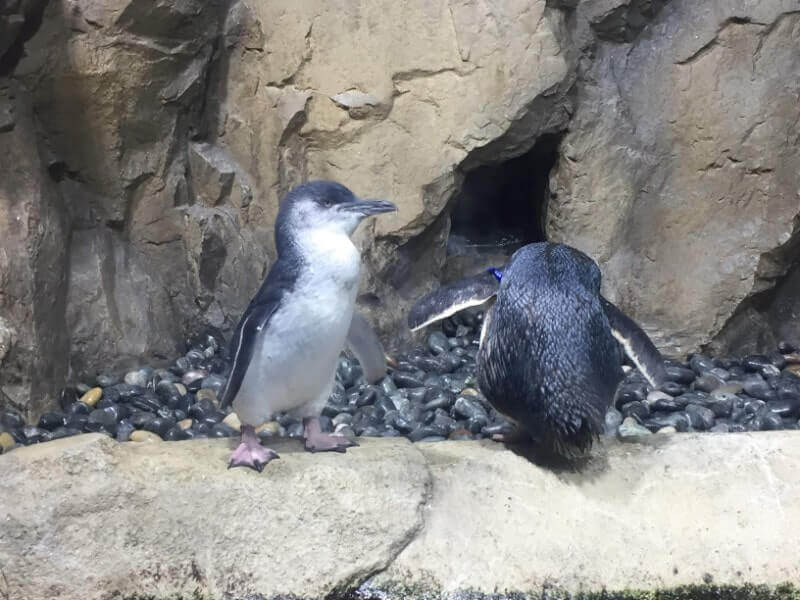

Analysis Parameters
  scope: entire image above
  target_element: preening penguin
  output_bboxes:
[408,242,666,457]
[220,180,396,472]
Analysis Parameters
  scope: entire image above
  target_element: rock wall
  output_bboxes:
[548,0,800,356]
[0,0,799,418]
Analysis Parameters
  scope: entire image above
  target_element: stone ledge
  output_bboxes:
[1,432,799,599]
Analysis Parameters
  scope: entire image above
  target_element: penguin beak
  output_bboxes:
[343,198,397,216]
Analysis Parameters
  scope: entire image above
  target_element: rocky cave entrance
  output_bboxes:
[444,134,560,280]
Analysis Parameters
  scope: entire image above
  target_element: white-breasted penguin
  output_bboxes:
[219,180,396,471]
[408,242,667,457]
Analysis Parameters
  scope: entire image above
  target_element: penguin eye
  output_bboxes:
[322,198,334,208]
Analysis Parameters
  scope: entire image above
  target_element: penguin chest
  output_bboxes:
[237,237,362,415]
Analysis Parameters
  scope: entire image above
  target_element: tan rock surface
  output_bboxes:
[1,433,799,599]
[373,433,800,595]
[0,434,431,600]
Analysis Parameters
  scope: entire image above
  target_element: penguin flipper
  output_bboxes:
[601,296,667,388]
[218,300,281,410]
[219,260,299,410]
[408,271,500,332]
[346,311,387,384]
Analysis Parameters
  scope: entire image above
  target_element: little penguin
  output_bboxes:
[220,180,396,471]
[408,242,667,457]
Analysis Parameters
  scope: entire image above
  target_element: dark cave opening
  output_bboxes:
[445,134,561,279]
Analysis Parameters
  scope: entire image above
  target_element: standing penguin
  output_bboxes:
[408,242,666,457]
[220,180,396,472]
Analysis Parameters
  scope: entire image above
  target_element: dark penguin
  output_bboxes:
[408,242,666,457]
[220,180,396,472]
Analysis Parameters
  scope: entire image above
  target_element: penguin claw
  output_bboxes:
[227,443,280,471]
[302,416,358,453]
[304,434,358,453]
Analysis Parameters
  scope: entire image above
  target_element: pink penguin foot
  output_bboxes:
[303,417,358,453]
[228,425,279,472]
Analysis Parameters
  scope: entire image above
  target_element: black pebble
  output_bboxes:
[689,355,714,375]
[1,411,24,430]
[23,426,51,444]
[66,414,88,431]
[393,372,425,389]
[189,398,216,421]
[427,332,449,355]
[453,396,488,421]
[615,383,647,407]
[466,416,487,433]
[645,412,690,432]
[69,402,91,416]
[117,419,135,442]
[707,392,737,418]
[665,366,696,384]
[130,411,155,429]
[650,395,687,412]
[387,412,414,433]
[113,383,146,400]
[685,404,715,430]
[205,357,229,375]
[212,423,238,438]
[50,427,81,440]
[164,426,190,441]
[742,378,772,401]
[761,409,783,431]
[778,341,797,354]
[621,401,650,420]
[694,374,723,393]
[767,399,798,417]
[87,408,119,435]
[144,416,176,437]
[423,389,454,411]
[743,355,772,373]
[38,411,67,431]
[408,424,449,441]
[59,387,79,412]
[130,392,161,413]
[660,381,687,396]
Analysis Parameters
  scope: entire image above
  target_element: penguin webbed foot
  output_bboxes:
[303,417,358,453]
[228,425,280,472]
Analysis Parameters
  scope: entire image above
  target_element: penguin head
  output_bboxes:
[279,180,396,237]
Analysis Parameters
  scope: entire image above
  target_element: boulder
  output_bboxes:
[1,433,799,599]
[0,435,430,600]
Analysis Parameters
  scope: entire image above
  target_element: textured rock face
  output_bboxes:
[1,0,577,419]
[1,433,799,599]
[548,1,800,356]
[0,80,70,418]
[210,0,574,336]
[1,0,799,418]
